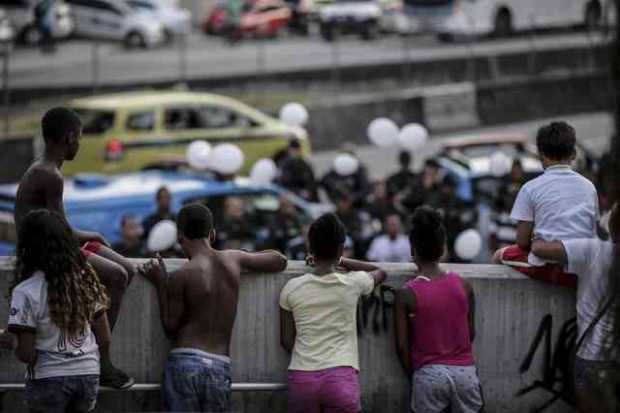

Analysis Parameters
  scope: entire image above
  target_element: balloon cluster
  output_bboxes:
[186,140,245,175]
[367,117,429,151]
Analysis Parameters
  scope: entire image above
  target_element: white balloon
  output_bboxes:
[250,158,277,184]
[280,102,309,127]
[489,151,512,177]
[147,220,178,252]
[454,229,482,260]
[333,153,359,176]
[397,123,428,151]
[186,140,212,170]
[209,143,245,175]
[367,118,399,147]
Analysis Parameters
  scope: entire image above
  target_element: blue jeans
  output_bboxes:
[25,375,99,413]
[163,348,232,412]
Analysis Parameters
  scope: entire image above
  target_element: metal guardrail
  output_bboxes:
[0,382,287,392]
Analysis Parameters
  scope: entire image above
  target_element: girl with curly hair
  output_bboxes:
[7,209,110,413]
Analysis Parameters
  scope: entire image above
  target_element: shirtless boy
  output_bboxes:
[12,107,134,389]
[139,203,288,412]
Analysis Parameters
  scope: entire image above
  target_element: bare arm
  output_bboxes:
[230,249,288,274]
[461,279,476,342]
[139,257,186,337]
[516,221,534,251]
[531,240,568,265]
[394,287,415,377]
[12,330,36,365]
[279,308,296,353]
[339,257,388,286]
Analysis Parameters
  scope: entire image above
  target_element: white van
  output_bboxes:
[402,0,615,38]
[66,0,165,48]
[1,0,73,45]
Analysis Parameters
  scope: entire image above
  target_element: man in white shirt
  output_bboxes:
[367,214,411,263]
[493,121,599,288]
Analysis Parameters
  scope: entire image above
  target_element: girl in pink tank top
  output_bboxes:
[394,206,483,413]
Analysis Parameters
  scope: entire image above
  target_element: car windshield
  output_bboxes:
[73,108,116,135]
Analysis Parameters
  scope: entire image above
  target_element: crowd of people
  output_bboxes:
[125,141,484,264]
[1,108,620,413]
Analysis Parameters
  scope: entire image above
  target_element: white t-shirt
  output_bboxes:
[8,271,102,379]
[279,271,375,371]
[510,165,598,265]
[367,234,412,263]
[562,238,615,361]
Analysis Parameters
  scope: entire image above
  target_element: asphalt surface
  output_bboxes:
[311,112,613,180]
[8,30,608,89]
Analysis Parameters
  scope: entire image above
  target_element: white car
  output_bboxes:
[1,0,73,45]
[318,0,382,41]
[66,0,164,48]
[125,0,191,41]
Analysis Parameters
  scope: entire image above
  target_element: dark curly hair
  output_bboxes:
[308,213,346,261]
[409,205,446,262]
[10,210,109,338]
[536,121,577,161]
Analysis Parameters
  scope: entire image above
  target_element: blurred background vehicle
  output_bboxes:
[435,134,598,203]
[318,0,382,41]
[402,0,615,40]
[203,0,292,39]
[0,8,14,42]
[65,0,164,48]
[0,170,332,255]
[62,90,310,175]
[1,0,72,45]
[125,0,192,42]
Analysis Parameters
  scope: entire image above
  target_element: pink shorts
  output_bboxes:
[287,367,361,413]
[81,241,102,259]
[500,244,576,289]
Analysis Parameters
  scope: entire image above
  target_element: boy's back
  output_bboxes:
[171,250,243,356]
[511,165,598,243]
[14,160,63,233]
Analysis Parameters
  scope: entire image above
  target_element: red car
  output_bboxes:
[203,0,292,38]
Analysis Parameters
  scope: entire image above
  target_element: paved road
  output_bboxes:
[8,30,608,89]
[311,112,613,180]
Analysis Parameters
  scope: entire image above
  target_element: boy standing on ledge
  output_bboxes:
[139,203,287,412]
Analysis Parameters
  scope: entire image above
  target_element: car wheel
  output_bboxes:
[20,25,42,46]
[493,8,512,38]
[360,20,378,40]
[124,31,146,49]
[320,22,335,41]
[585,1,602,32]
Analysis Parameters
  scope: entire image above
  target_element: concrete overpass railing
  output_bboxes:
[0,259,576,412]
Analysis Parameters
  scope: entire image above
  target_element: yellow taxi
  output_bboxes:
[64,90,310,175]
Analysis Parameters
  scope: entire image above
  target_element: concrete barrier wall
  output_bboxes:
[0,259,576,412]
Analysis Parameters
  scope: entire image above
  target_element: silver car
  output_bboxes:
[66,0,164,48]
